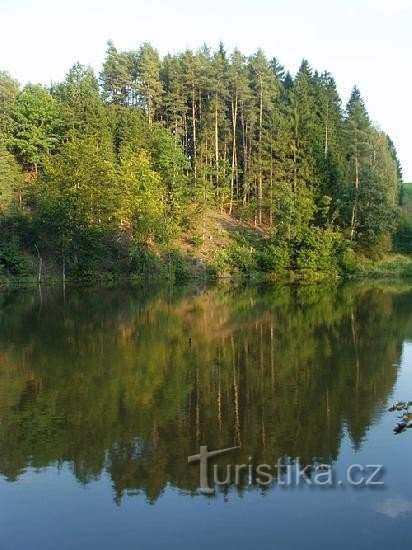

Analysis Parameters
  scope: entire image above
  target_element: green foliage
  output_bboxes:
[0,139,23,210]
[343,88,400,252]
[118,146,165,241]
[52,63,110,139]
[0,43,405,279]
[0,237,30,275]
[0,217,31,276]
[0,71,20,135]
[227,241,258,273]
[10,84,60,168]
[31,134,120,273]
[212,238,259,275]
[167,250,191,282]
[129,242,162,275]
[394,214,412,255]
[350,254,412,278]
[257,243,290,273]
[336,240,358,274]
[293,227,339,274]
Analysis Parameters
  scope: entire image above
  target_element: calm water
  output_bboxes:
[0,282,412,549]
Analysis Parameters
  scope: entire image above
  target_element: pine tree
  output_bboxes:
[344,86,372,240]
[100,41,134,106]
[136,43,163,125]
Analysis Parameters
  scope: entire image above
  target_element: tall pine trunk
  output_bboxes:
[229,92,238,215]
[350,155,360,240]
[258,74,263,225]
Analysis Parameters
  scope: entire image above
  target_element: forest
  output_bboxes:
[0,42,409,281]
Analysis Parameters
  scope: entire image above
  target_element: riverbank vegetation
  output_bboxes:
[0,43,407,282]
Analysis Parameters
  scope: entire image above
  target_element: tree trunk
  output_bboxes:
[324,101,329,159]
[215,95,219,205]
[192,83,197,181]
[258,74,263,225]
[35,244,42,284]
[241,106,248,206]
[229,93,238,215]
[350,155,360,240]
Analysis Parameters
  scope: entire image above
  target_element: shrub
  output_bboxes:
[393,215,412,254]
[129,242,162,275]
[0,236,31,276]
[226,242,258,273]
[257,244,290,273]
[293,227,339,274]
[168,250,191,282]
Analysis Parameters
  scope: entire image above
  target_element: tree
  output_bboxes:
[343,87,372,241]
[100,40,134,106]
[0,43,405,277]
[227,49,250,213]
[0,71,20,136]
[343,87,399,253]
[118,145,168,243]
[248,49,279,224]
[0,139,23,210]
[52,63,110,138]
[33,134,119,273]
[10,84,60,172]
[313,71,345,227]
[135,43,163,125]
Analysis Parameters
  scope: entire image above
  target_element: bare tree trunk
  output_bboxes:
[241,106,248,206]
[324,102,329,159]
[258,74,263,225]
[269,138,273,227]
[34,244,42,284]
[229,93,238,215]
[62,247,66,289]
[293,105,298,194]
[350,155,360,240]
[192,83,197,181]
[148,91,152,126]
[215,95,219,206]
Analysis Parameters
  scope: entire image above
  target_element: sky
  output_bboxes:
[1,0,411,179]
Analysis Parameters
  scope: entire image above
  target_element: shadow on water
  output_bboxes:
[0,281,412,503]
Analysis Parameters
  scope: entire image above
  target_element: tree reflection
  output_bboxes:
[0,282,411,503]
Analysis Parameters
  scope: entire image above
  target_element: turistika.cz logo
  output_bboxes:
[188,445,385,495]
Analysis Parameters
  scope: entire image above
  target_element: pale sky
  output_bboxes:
[1,0,411,179]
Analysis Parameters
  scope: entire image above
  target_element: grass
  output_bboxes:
[351,254,412,279]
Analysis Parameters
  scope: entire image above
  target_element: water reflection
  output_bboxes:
[0,282,411,503]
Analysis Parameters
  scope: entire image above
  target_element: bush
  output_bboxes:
[226,242,258,273]
[130,242,162,275]
[293,227,339,274]
[257,244,290,273]
[0,236,31,276]
[393,215,412,254]
[168,250,191,282]
[336,239,357,274]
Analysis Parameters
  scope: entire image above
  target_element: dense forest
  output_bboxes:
[0,42,408,280]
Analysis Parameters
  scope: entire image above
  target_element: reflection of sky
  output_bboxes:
[394,341,412,398]
[1,345,412,548]
[376,498,412,519]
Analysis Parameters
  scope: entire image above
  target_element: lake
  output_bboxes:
[0,282,412,549]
